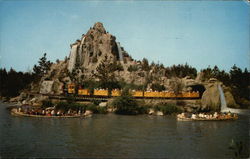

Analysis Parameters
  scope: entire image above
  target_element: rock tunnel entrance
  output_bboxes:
[188,84,206,98]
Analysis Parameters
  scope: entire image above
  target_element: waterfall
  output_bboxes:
[67,44,78,72]
[218,84,227,112]
[116,42,123,61]
[218,84,248,114]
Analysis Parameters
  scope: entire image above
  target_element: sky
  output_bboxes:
[0,0,249,72]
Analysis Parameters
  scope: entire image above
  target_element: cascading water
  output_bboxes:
[218,84,227,112]
[116,42,123,61]
[218,84,248,114]
[67,44,78,72]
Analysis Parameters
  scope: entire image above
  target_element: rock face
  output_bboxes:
[201,79,238,111]
[40,81,54,94]
[201,81,221,111]
[223,86,239,108]
[68,22,124,74]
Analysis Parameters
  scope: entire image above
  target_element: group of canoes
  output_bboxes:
[11,107,91,117]
[177,112,238,121]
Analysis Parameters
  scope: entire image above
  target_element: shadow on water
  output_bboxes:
[0,102,249,158]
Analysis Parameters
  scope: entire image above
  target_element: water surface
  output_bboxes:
[0,102,249,158]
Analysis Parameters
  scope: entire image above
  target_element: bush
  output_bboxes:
[96,106,108,114]
[55,102,87,112]
[154,103,181,115]
[41,100,53,108]
[137,105,149,114]
[151,83,166,91]
[112,89,140,115]
[86,104,98,113]
[55,101,69,111]
[113,96,139,115]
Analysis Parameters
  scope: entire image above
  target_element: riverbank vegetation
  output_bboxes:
[0,52,249,109]
[112,88,141,115]
[41,99,107,114]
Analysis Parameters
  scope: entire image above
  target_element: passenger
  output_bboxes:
[213,112,218,118]
[51,110,55,116]
[191,114,197,119]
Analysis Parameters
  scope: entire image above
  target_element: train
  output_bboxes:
[64,83,200,99]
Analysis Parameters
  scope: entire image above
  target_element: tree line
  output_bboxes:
[0,53,51,97]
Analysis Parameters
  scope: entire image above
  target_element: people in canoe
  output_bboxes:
[15,106,83,117]
[177,112,238,120]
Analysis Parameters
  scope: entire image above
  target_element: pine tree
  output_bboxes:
[33,53,52,78]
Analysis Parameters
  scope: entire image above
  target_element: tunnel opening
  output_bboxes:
[188,84,206,98]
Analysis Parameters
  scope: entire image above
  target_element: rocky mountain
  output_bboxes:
[19,22,238,111]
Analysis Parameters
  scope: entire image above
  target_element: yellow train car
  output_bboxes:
[78,89,90,96]
[162,92,176,98]
[131,91,143,97]
[67,84,75,94]
[144,91,162,98]
[190,92,199,98]
[94,89,109,96]
[111,90,121,97]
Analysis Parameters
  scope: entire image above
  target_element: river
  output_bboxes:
[0,102,249,158]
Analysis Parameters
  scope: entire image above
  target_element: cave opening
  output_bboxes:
[189,84,206,98]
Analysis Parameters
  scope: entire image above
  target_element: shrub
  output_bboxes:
[41,100,53,108]
[55,102,87,112]
[55,101,69,111]
[112,88,140,115]
[127,65,138,72]
[137,105,149,114]
[154,103,181,115]
[151,83,166,91]
[86,104,98,113]
[96,106,108,114]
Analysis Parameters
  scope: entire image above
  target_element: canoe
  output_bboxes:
[11,108,91,118]
[177,116,238,121]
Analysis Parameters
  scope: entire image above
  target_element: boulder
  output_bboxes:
[99,102,107,107]
[9,96,20,102]
[156,111,164,116]
[148,108,154,115]
[223,87,239,108]
[84,110,93,116]
[201,82,221,111]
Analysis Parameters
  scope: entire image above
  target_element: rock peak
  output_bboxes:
[93,22,106,33]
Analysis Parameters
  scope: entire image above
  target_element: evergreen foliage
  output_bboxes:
[154,103,181,115]
[33,53,52,79]
[165,63,197,78]
[112,88,140,115]
[0,68,34,97]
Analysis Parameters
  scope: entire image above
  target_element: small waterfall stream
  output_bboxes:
[67,44,78,72]
[116,42,123,61]
[218,84,227,111]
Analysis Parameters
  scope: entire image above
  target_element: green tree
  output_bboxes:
[112,88,139,115]
[33,53,52,78]
[142,58,150,71]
